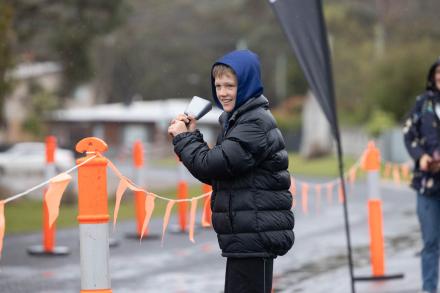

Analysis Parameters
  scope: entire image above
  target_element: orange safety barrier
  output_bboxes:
[368,199,385,276]
[201,184,212,227]
[173,155,190,233]
[301,183,309,214]
[178,180,189,232]
[27,136,69,256]
[362,141,384,276]
[133,140,147,237]
[76,147,109,224]
[355,141,403,281]
[76,137,112,293]
[44,136,56,252]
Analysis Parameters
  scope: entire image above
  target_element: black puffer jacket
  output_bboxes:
[173,95,295,258]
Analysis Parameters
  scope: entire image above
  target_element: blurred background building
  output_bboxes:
[1,0,439,162]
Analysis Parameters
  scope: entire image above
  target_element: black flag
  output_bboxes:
[269,0,340,143]
[270,1,405,291]
[269,1,355,292]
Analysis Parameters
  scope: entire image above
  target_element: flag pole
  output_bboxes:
[336,139,356,293]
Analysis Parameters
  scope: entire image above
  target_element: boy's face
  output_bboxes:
[214,72,237,113]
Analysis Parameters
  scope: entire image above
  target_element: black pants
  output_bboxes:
[224,257,274,293]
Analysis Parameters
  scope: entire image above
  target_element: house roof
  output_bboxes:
[9,62,62,80]
[49,98,222,124]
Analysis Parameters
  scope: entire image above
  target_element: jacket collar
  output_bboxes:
[219,95,268,125]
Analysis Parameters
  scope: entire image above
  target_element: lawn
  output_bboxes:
[4,184,209,235]
[288,153,359,178]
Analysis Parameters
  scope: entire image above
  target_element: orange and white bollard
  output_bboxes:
[28,136,69,256]
[355,141,403,281]
[132,140,147,238]
[126,140,158,240]
[171,158,189,233]
[76,137,112,293]
[363,142,385,276]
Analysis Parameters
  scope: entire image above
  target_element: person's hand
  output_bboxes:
[175,114,197,132]
[420,154,432,171]
[168,119,188,137]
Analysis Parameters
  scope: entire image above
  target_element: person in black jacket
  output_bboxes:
[168,49,294,293]
[403,58,440,293]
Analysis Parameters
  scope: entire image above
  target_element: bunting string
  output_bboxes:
[3,154,97,204]
[106,156,211,203]
[0,146,418,261]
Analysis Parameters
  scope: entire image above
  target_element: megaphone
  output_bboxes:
[184,96,212,120]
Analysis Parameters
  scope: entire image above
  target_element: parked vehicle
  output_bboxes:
[0,142,75,177]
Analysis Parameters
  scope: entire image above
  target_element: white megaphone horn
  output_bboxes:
[184,96,212,120]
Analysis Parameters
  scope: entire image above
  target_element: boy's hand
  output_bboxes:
[168,119,188,137]
[176,114,197,132]
[420,154,432,171]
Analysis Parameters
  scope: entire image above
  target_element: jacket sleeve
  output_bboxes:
[403,96,426,161]
[173,119,268,180]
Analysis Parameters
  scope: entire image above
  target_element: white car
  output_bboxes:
[0,142,75,178]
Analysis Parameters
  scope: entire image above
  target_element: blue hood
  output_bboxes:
[211,49,264,111]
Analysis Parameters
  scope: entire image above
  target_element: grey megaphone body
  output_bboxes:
[184,96,212,120]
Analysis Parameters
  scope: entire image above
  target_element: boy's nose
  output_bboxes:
[218,87,227,96]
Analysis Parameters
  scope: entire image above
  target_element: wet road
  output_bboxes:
[0,179,420,292]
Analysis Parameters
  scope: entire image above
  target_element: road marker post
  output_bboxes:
[27,136,69,256]
[76,137,112,293]
[354,141,403,282]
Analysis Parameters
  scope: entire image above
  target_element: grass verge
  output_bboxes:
[4,185,207,235]
[288,153,359,178]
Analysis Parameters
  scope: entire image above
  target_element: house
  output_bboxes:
[4,62,62,142]
[47,99,222,157]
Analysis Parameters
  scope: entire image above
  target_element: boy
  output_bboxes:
[168,49,294,293]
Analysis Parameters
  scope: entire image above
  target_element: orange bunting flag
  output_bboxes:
[326,183,334,204]
[46,173,72,228]
[189,198,198,243]
[201,194,212,228]
[113,178,130,231]
[315,185,322,213]
[338,182,345,203]
[290,177,297,195]
[161,200,175,246]
[349,167,357,186]
[383,163,392,179]
[392,164,401,185]
[301,183,309,214]
[0,201,5,259]
[140,194,156,241]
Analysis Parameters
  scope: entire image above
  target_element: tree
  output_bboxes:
[8,0,126,96]
[0,0,13,125]
[92,0,306,105]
